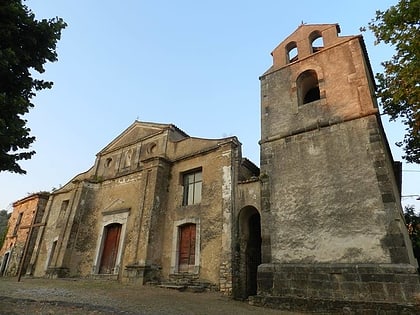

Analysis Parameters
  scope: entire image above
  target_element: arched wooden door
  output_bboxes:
[99,223,122,274]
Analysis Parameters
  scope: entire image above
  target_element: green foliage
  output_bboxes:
[0,210,11,249]
[368,0,420,163]
[0,0,66,174]
[404,205,420,267]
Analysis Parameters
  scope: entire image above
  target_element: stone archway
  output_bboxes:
[237,206,261,299]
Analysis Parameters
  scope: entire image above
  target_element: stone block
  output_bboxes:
[385,283,404,302]
[257,272,273,292]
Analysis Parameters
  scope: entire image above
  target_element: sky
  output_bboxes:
[1,0,419,211]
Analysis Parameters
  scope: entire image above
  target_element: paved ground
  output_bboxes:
[0,277,305,315]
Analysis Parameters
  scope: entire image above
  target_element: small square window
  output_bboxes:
[182,169,202,206]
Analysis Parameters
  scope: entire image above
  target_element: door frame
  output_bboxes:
[93,208,130,275]
[170,218,200,274]
[98,223,122,274]
[178,223,197,273]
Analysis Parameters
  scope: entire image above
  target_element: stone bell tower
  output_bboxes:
[253,24,420,312]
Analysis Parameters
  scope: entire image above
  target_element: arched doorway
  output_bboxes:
[237,207,261,299]
[246,212,261,295]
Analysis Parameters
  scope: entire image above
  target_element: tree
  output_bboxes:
[367,0,420,163]
[0,210,11,249]
[404,205,420,269]
[0,0,66,174]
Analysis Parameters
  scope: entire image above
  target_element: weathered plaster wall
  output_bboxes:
[161,140,238,290]
[237,180,260,211]
[263,117,403,263]
[32,182,86,278]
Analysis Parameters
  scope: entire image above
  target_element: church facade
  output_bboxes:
[29,121,260,296]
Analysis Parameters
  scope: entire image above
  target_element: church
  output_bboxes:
[28,120,260,297]
[19,24,420,312]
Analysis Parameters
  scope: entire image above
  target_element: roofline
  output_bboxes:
[134,120,190,138]
[357,35,377,90]
[97,120,190,155]
[13,192,50,207]
[242,157,260,173]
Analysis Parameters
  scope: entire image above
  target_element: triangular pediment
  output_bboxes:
[98,120,185,154]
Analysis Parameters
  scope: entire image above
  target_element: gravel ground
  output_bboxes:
[0,277,305,315]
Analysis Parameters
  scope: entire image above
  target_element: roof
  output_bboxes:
[98,120,189,155]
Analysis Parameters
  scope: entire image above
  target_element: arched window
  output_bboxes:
[309,31,324,53]
[286,41,298,63]
[297,70,320,105]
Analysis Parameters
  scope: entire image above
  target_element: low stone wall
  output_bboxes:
[123,264,162,284]
[250,263,420,313]
[250,295,420,314]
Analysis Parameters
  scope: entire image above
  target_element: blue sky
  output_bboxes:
[1,0,419,211]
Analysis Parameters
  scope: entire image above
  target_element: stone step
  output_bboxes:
[158,283,207,293]
[185,285,206,293]
[158,284,186,291]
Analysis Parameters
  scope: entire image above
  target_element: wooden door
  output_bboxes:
[99,223,122,274]
[178,224,196,272]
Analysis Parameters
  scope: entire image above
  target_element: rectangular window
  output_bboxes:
[48,240,57,267]
[182,169,202,206]
[57,200,69,228]
[60,200,69,212]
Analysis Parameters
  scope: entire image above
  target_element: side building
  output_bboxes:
[30,121,260,293]
[0,193,49,277]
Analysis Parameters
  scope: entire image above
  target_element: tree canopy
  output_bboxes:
[0,209,11,249]
[0,0,66,174]
[368,0,420,163]
[404,205,420,268]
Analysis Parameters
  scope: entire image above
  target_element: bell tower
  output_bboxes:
[255,24,420,312]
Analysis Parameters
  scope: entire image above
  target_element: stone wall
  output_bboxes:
[252,263,420,313]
